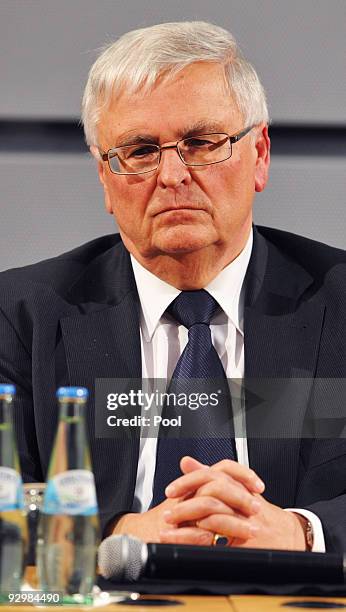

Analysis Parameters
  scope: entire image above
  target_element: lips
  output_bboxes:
[154,205,205,216]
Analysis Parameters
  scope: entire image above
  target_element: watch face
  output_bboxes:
[306,521,313,550]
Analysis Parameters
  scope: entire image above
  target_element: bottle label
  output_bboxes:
[0,467,24,511]
[43,469,98,516]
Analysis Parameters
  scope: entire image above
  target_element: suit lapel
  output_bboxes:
[59,241,142,517]
[244,229,325,506]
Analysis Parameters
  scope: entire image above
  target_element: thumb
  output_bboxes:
[180,456,209,474]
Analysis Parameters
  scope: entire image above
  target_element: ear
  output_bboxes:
[254,125,271,193]
[90,146,113,215]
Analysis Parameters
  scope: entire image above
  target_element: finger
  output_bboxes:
[194,479,262,517]
[165,465,218,498]
[166,465,254,501]
[163,496,235,525]
[196,475,245,496]
[180,456,209,474]
[159,526,214,546]
[166,471,260,517]
[180,456,264,494]
[197,514,260,541]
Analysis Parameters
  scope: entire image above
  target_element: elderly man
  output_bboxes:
[0,21,345,553]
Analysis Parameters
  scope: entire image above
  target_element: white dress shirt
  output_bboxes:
[129,229,325,551]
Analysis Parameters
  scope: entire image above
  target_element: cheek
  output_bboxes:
[105,177,153,228]
[197,160,255,231]
[212,156,255,198]
[201,160,245,201]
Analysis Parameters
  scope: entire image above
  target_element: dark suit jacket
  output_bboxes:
[0,226,345,550]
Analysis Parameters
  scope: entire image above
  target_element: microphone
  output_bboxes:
[98,534,346,584]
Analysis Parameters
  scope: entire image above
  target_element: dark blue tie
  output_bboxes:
[151,289,236,506]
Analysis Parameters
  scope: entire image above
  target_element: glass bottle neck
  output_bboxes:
[58,399,86,422]
[49,399,89,473]
[0,397,18,469]
[0,397,13,426]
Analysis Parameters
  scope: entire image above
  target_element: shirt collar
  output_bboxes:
[131,228,253,341]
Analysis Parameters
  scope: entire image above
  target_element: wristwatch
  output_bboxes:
[305,519,314,551]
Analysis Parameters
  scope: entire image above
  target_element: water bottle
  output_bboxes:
[0,384,27,597]
[36,387,99,599]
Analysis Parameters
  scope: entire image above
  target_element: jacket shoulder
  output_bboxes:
[0,234,121,294]
[257,225,346,279]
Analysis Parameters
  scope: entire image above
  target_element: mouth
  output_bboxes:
[154,205,206,216]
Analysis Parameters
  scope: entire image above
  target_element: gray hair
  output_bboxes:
[81,21,269,147]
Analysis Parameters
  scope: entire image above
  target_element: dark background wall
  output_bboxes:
[1,0,345,270]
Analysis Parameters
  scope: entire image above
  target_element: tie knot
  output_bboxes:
[167,289,220,329]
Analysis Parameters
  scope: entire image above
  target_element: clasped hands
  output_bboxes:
[114,457,307,550]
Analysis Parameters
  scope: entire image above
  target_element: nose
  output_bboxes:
[156,146,192,189]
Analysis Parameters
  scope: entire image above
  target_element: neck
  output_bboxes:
[129,237,250,290]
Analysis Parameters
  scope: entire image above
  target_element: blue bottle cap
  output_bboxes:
[0,384,16,395]
[56,386,89,399]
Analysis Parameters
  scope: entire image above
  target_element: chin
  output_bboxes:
[155,226,214,255]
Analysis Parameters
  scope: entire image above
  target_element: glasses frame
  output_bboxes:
[99,125,255,175]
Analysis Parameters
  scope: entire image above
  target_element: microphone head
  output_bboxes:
[98,534,147,581]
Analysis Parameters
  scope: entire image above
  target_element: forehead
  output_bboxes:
[97,62,243,145]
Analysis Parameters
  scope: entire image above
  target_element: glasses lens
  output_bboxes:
[179,134,231,165]
[108,144,159,174]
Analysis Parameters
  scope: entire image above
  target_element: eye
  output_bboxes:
[185,138,213,148]
[128,145,158,158]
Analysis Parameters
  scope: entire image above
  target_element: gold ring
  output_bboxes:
[212,533,230,547]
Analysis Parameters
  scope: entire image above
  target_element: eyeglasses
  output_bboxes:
[99,125,255,175]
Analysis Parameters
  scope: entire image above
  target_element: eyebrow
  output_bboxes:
[179,121,227,139]
[115,121,228,147]
[116,133,158,147]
